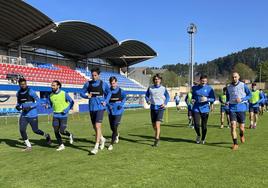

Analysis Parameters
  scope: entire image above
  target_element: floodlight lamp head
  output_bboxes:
[187,23,197,34]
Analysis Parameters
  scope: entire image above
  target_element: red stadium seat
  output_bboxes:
[0,63,86,85]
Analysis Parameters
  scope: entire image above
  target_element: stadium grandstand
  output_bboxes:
[0,0,157,116]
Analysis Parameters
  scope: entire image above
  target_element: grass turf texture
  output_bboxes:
[0,107,268,188]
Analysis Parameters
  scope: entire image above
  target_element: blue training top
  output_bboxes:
[174,96,180,103]
[226,81,251,112]
[192,84,215,113]
[80,79,112,112]
[16,88,39,118]
[145,84,170,110]
[107,87,127,116]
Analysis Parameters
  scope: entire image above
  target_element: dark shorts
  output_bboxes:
[175,102,180,106]
[220,107,230,114]
[53,117,68,127]
[90,110,104,124]
[108,114,122,127]
[19,116,38,131]
[260,103,265,107]
[229,111,246,124]
[150,109,164,123]
[249,106,259,114]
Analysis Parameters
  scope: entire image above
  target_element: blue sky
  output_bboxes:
[26,0,268,67]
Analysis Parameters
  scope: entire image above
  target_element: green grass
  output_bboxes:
[1,107,268,188]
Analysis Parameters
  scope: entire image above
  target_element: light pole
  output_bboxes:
[187,23,197,87]
[260,63,262,83]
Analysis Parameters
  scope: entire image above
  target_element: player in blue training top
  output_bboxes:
[258,89,266,116]
[106,76,127,151]
[248,83,264,129]
[47,80,74,151]
[185,89,194,128]
[174,93,180,111]
[191,75,215,144]
[16,78,51,151]
[265,93,268,112]
[80,67,111,155]
[145,74,170,147]
[226,72,251,150]
[219,87,230,129]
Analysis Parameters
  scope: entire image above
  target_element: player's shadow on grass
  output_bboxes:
[0,139,25,148]
[62,137,95,153]
[128,134,231,148]
[119,136,153,146]
[127,134,196,144]
[0,138,96,152]
[0,138,55,149]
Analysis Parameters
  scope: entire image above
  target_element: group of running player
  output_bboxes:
[182,72,267,150]
[14,68,265,154]
[15,67,126,155]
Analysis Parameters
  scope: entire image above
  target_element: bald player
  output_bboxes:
[226,72,251,150]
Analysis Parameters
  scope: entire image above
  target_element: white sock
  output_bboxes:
[94,143,99,149]
[101,136,105,141]
[250,121,253,125]
[254,122,257,126]
[25,139,31,148]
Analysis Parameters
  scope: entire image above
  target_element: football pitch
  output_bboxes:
[0,107,268,188]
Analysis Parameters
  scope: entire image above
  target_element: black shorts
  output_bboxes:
[249,106,259,114]
[108,114,122,127]
[53,117,68,127]
[150,109,164,123]
[90,110,104,124]
[229,111,246,124]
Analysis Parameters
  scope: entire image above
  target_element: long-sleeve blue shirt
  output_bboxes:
[80,80,112,112]
[107,87,127,116]
[145,85,170,110]
[16,88,39,118]
[260,91,266,105]
[226,82,251,112]
[192,84,215,113]
[47,90,74,118]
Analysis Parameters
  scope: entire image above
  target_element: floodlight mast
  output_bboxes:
[187,23,197,88]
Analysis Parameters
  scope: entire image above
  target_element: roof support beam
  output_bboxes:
[29,44,86,59]
[8,23,57,47]
[86,42,119,58]
[101,55,156,59]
